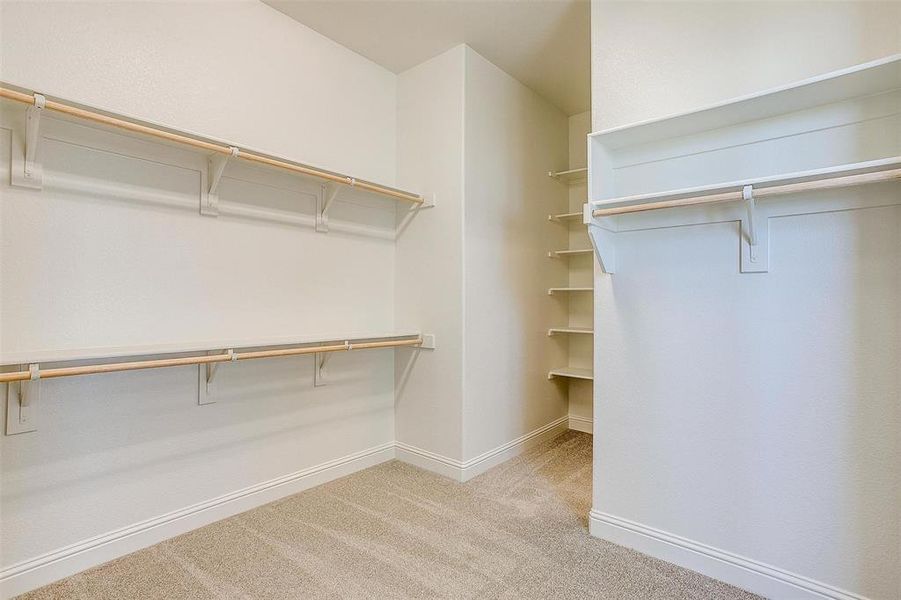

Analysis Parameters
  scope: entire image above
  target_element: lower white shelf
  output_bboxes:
[548,366,594,381]
[548,327,593,336]
[548,249,593,258]
[548,287,593,295]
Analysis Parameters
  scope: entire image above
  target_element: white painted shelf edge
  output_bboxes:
[548,212,582,221]
[548,327,593,335]
[548,366,593,381]
[589,54,901,149]
[548,249,593,257]
[548,167,588,184]
[548,287,593,294]
[0,330,424,366]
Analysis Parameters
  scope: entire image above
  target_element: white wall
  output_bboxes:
[462,48,569,461]
[0,0,400,591]
[590,2,901,599]
[395,46,466,463]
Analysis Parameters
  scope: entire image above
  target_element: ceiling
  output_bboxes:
[263,0,590,116]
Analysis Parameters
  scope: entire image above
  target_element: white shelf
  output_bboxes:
[588,54,901,204]
[548,327,593,336]
[548,248,593,258]
[548,287,593,295]
[0,330,423,366]
[547,212,582,222]
[548,366,593,381]
[548,167,588,185]
[591,54,901,151]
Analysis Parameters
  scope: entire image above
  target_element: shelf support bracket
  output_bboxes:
[316,182,345,233]
[11,93,45,189]
[6,364,40,435]
[314,341,349,386]
[586,203,616,274]
[740,185,769,273]
[201,146,239,216]
[197,349,234,405]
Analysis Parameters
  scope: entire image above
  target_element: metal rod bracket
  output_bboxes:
[586,207,616,274]
[741,185,769,273]
[316,183,342,232]
[201,146,239,216]
[6,364,40,435]
[11,93,45,189]
[314,342,348,385]
[197,349,233,405]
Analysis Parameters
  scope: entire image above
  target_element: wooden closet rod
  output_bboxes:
[0,337,423,384]
[592,167,901,218]
[0,86,423,204]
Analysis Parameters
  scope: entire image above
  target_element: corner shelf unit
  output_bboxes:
[548,167,588,185]
[585,54,901,274]
[546,151,595,390]
[548,248,593,258]
[548,327,592,336]
[548,366,593,381]
[548,287,592,295]
[548,211,582,222]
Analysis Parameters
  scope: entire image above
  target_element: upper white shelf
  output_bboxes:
[588,54,901,206]
[548,167,587,185]
[0,83,423,205]
[0,330,422,366]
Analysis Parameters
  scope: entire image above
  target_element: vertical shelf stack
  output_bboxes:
[548,167,594,381]
[546,111,595,433]
[547,165,593,384]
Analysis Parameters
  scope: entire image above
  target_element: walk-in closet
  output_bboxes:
[1,1,898,599]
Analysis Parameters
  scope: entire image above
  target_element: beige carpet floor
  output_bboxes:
[20,431,760,599]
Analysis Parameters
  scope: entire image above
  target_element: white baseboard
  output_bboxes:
[396,415,570,482]
[0,443,395,599]
[568,414,593,433]
[1,420,572,598]
[588,510,869,600]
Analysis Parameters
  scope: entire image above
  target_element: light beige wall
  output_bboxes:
[462,47,569,461]
[395,46,467,462]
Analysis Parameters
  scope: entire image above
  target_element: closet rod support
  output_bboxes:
[5,364,40,435]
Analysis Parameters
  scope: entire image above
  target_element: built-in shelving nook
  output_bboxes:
[546,112,594,433]
[584,55,901,274]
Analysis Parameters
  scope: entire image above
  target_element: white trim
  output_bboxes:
[588,510,871,600]
[0,443,395,599]
[567,414,593,433]
[395,415,570,482]
[461,416,569,480]
[394,442,464,481]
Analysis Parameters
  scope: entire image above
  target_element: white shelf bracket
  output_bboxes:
[197,349,234,405]
[740,185,769,273]
[418,334,436,350]
[11,93,45,189]
[316,182,344,233]
[314,341,348,386]
[201,146,239,217]
[586,204,616,274]
[6,364,40,435]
